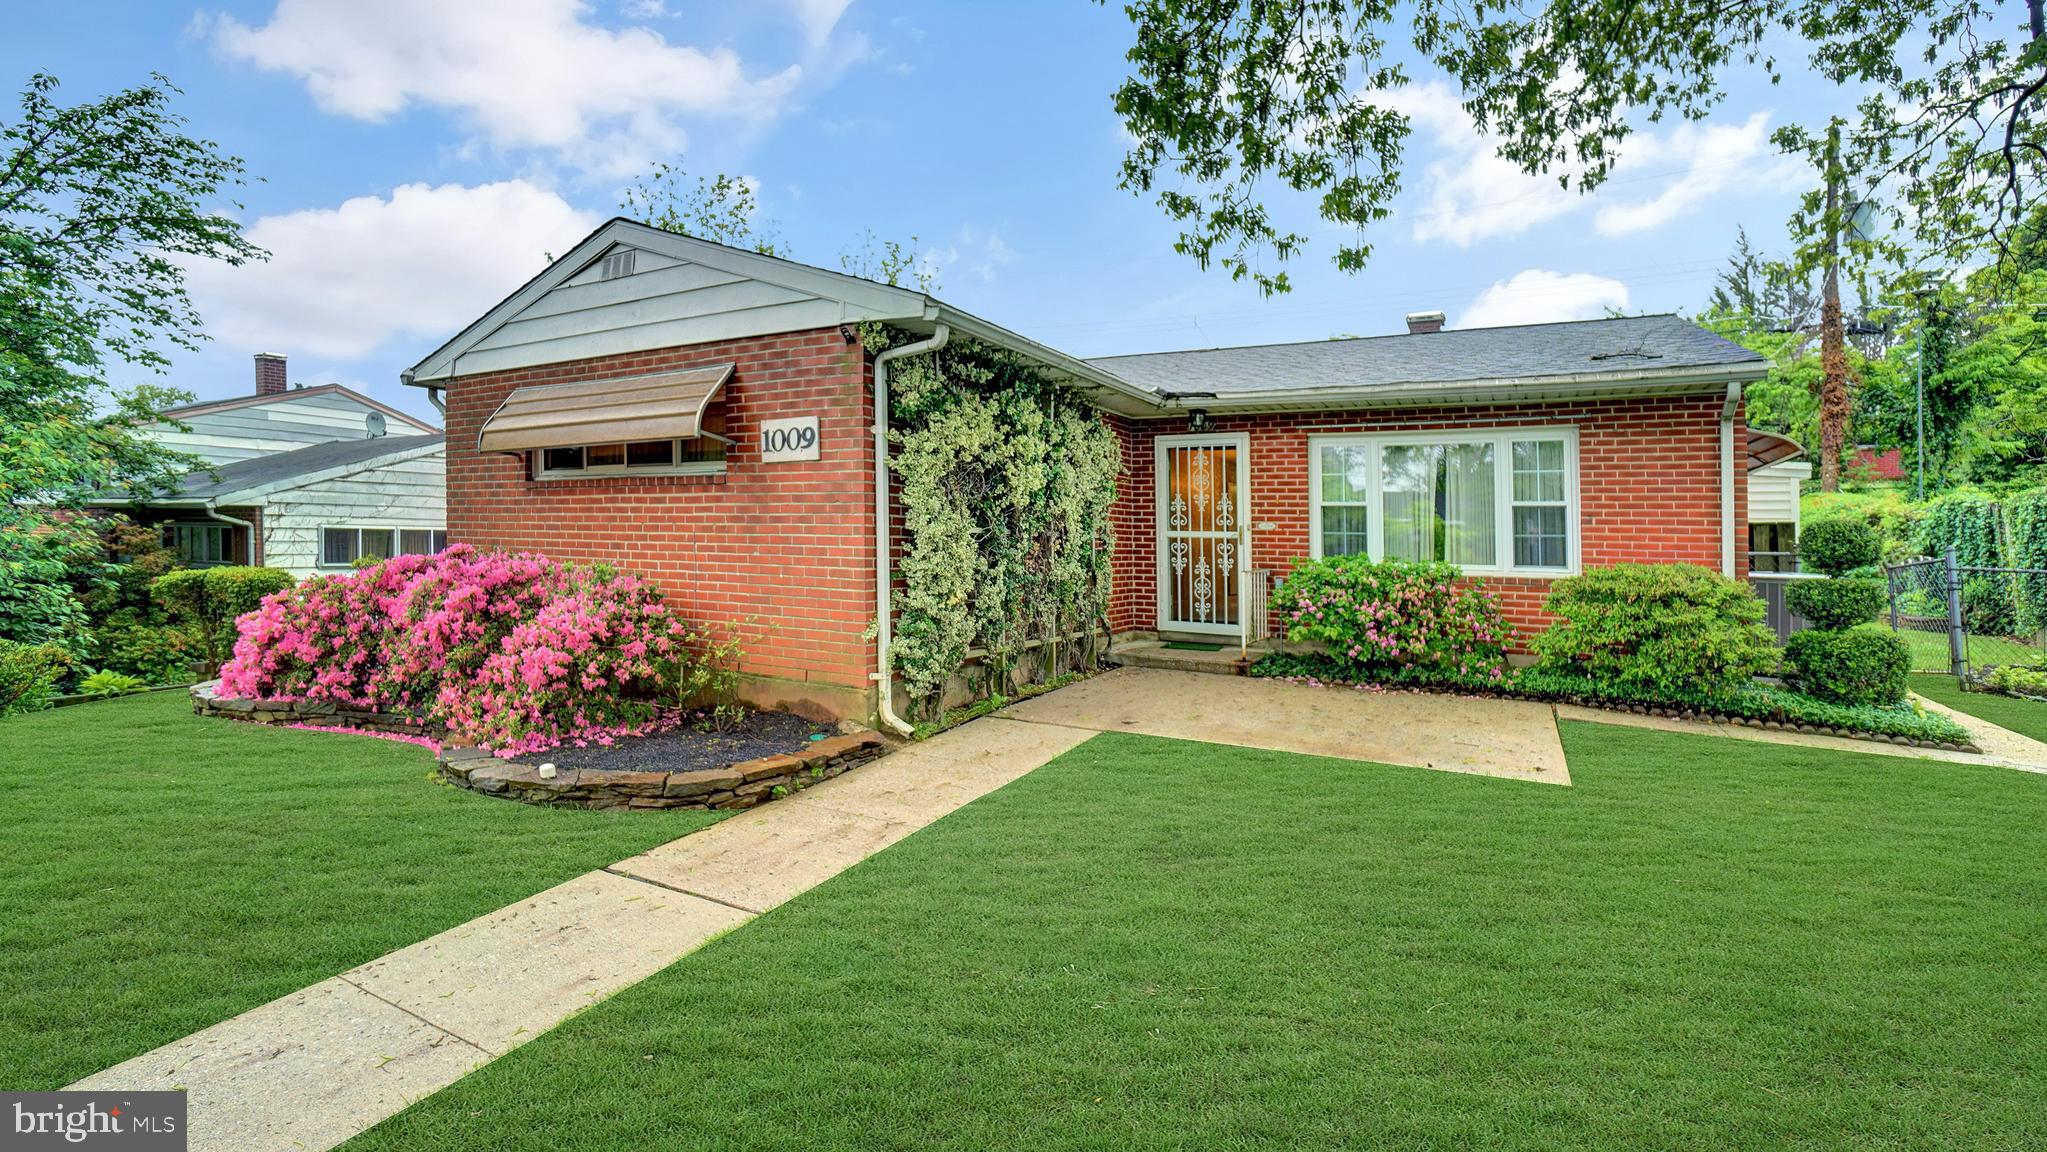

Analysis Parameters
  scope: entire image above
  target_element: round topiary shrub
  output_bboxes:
[1531,563,1777,697]
[1798,518,1882,577]
[1784,575,1886,630]
[1783,627,1911,706]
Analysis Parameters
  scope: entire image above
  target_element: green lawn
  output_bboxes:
[0,692,712,1089]
[1886,624,2044,674]
[1912,673,2047,743]
[348,724,2047,1151]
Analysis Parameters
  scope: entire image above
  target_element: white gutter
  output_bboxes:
[871,323,950,737]
[205,500,258,565]
[1721,381,1742,577]
[1157,363,1771,413]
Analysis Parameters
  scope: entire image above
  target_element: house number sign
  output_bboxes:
[759,416,821,462]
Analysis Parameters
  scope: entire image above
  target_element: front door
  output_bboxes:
[1156,434,1249,635]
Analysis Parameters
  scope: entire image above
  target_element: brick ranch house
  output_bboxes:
[403,219,1770,730]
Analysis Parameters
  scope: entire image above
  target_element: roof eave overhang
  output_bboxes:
[1137,362,1770,416]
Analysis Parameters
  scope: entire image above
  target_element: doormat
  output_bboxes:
[1162,641,1228,651]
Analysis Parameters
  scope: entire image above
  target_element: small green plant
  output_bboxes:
[1983,662,2047,698]
[1531,564,1777,697]
[1783,628,1912,707]
[0,641,71,716]
[1797,518,1881,576]
[1784,576,1885,630]
[665,620,750,731]
[77,670,148,697]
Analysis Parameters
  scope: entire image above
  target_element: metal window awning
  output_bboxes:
[476,363,734,453]
[1746,429,1806,472]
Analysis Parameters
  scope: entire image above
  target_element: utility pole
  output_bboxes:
[1817,121,1851,492]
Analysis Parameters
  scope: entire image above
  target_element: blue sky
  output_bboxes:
[9,1,1859,422]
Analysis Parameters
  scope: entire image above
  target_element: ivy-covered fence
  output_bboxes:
[1907,485,2047,635]
[871,329,1120,718]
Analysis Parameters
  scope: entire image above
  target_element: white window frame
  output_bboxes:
[533,437,726,481]
[320,526,447,569]
[1307,426,1581,577]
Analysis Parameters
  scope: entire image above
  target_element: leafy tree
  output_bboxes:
[0,72,263,658]
[1106,2,2047,293]
[619,163,782,255]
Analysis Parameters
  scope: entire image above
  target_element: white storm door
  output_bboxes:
[1156,434,1250,635]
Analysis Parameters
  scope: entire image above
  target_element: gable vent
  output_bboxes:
[598,250,637,280]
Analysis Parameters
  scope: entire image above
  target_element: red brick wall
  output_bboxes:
[442,328,877,692]
[1107,393,1749,644]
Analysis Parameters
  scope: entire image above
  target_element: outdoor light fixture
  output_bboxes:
[1188,409,1212,432]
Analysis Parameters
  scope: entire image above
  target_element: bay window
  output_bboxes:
[1309,428,1578,575]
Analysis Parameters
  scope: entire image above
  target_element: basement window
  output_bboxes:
[536,436,727,479]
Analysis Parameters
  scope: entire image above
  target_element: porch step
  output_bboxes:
[1106,640,1257,676]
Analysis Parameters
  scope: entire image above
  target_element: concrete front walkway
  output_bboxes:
[998,667,1572,784]
[69,718,1094,1152]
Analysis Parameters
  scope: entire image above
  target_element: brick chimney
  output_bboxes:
[1405,310,1446,335]
[254,352,287,396]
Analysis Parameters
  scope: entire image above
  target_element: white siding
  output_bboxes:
[149,392,406,465]
[1749,460,1811,526]
[259,448,446,577]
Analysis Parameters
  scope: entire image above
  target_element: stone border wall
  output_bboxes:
[434,733,887,811]
[192,680,430,736]
[192,680,890,811]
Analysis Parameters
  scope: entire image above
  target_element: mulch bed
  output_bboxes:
[539,709,833,775]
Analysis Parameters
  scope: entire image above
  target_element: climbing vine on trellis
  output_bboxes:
[867,327,1120,715]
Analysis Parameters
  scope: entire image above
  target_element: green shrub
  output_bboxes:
[1531,563,1777,697]
[0,641,71,716]
[152,567,297,665]
[90,617,201,684]
[1961,575,2018,638]
[1913,489,2004,566]
[1801,489,1921,562]
[1272,556,1513,680]
[1784,576,1885,629]
[1983,662,2047,698]
[2006,486,2047,633]
[1784,627,1911,706]
[1796,518,1881,576]
[77,669,147,697]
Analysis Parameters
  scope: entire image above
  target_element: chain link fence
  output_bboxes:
[1885,550,2047,678]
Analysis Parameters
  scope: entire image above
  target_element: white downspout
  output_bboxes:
[872,324,951,737]
[205,500,258,566]
[1721,381,1742,578]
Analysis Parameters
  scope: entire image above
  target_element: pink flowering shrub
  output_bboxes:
[218,545,695,755]
[1272,556,1513,681]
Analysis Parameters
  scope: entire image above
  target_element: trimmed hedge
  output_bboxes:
[1784,576,1885,630]
[1796,518,1880,577]
[1248,651,1972,746]
[1530,563,1777,698]
[153,567,297,665]
[1784,627,1912,706]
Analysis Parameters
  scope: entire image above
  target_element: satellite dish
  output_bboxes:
[366,412,387,439]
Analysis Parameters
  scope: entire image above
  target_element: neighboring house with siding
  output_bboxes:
[102,354,447,575]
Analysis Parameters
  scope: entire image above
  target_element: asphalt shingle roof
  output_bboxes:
[166,435,443,502]
[1085,314,1765,396]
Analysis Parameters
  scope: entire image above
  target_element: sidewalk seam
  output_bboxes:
[602,866,765,916]
[333,975,496,1059]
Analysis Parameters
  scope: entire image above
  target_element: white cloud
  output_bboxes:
[204,0,804,176]
[1459,269,1630,329]
[1591,112,1803,235]
[1387,81,1799,246]
[183,181,602,360]
[790,0,854,45]
[918,227,1016,286]
[620,0,667,17]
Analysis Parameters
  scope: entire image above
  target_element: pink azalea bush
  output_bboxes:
[1271,556,1513,681]
[219,545,693,756]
